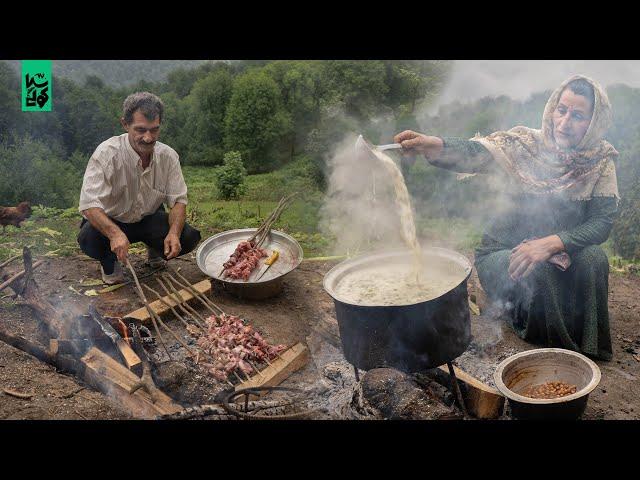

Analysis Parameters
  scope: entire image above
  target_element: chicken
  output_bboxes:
[0,201,32,233]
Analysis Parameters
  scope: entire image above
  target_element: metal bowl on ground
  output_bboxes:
[323,247,473,372]
[493,348,601,420]
[196,228,304,300]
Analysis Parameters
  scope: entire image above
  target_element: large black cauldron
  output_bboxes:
[323,248,473,372]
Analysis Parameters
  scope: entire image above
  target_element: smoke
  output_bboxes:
[319,133,409,256]
[427,60,640,113]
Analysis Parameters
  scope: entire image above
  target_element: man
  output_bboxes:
[77,91,201,284]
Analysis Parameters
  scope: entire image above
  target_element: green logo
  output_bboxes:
[22,60,52,111]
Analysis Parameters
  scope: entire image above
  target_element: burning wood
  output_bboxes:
[88,304,142,374]
[0,247,187,418]
[196,313,287,382]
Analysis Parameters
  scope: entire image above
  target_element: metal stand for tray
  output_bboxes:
[446,361,469,418]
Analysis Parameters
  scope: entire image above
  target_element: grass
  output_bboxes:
[183,162,329,256]
[0,205,82,261]
[601,238,640,276]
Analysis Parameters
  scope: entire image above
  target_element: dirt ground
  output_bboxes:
[1,250,639,420]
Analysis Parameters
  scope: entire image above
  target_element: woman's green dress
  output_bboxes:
[435,137,618,360]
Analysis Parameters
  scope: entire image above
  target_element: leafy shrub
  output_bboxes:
[612,196,640,260]
[214,151,247,200]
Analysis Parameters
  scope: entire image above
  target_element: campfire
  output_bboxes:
[0,246,313,419]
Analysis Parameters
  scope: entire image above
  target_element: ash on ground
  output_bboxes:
[453,311,520,389]
[145,329,231,406]
[304,316,463,420]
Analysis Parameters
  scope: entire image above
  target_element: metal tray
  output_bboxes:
[195,228,304,299]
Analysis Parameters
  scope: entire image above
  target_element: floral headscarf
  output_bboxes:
[470,74,619,202]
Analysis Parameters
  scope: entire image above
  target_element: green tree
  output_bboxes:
[184,66,235,165]
[159,92,191,160]
[264,61,326,160]
[0,61,21,141]
[321,61,389,120]
[383,61,451,114]
[223,70,292,173]
[54,78,120,155]
[215,151,247,200]
[0,135,82,208]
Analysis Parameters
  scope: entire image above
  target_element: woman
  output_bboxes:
[395,75,619,360]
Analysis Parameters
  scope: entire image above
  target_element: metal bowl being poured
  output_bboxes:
[355,134,403,163]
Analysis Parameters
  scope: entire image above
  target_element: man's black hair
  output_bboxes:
[122,91,164,124]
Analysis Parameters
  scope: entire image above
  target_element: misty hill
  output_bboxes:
[5,60,215,87]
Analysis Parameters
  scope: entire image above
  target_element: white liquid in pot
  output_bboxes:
[334,263,463,306]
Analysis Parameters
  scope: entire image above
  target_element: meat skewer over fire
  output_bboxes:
[221,193,297,281]
[197,312,287,382]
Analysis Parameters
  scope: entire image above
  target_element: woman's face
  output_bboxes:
[552,89,594,150]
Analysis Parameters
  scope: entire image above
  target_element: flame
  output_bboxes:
[117,319,129,343]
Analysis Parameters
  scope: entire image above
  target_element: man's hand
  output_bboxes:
[508,236,565,281]
[110,232,130,263]
[164,232,181,260]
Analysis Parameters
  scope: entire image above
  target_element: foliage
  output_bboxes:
[0,135,82,208]
[224,69,293,173]
[181,66,235,166]
[214,151,247,200]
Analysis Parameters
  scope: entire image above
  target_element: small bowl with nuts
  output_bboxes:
[494,348,601,420]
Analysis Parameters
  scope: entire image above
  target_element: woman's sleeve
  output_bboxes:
[556,197,619,255]
[427,137,496,174]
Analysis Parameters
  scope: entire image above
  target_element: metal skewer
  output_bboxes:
[125,259,172,361]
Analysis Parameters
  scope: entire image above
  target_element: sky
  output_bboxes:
[432,60,640,110]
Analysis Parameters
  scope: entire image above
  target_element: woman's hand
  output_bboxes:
[508,235,565,281]
[393,130,444,160]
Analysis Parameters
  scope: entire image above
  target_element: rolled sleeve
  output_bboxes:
[78,156,110,214]
[165,158,188,208]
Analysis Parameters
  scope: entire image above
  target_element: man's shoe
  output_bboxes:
[101,262,125,285]
[146,247,167,269]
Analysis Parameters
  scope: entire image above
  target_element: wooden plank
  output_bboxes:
[50,338,92,356]
[234,343,309,396]
[123,279,212,323]
[115,337,143,376]
[81,347,182,418]
[52,336,142,376]
[438,363,505,419]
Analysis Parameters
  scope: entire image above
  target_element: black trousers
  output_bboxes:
[77,208,201,273]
